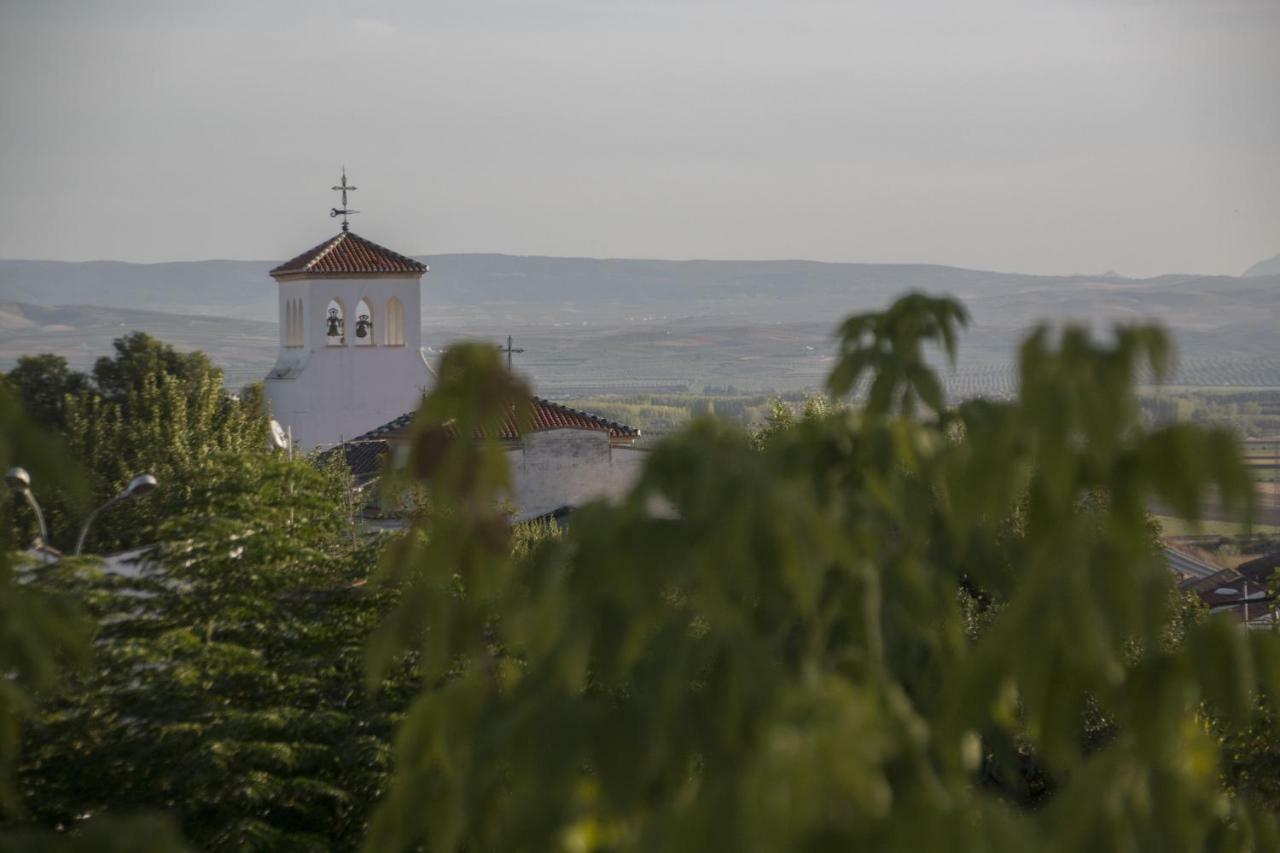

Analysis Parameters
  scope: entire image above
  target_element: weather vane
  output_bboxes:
[330,167,358,232]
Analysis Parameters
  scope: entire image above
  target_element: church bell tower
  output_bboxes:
[263,171,430,449]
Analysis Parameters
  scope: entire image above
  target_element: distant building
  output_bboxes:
[264,229,431,449]
[333,400,647,523]
[1172,547,1280,630]
[264,185,646,519]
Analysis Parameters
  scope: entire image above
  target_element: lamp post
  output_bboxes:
[75,474,159,556]
[5,466,50,563]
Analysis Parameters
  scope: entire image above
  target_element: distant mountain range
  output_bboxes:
[0,301,278,387]
[2,253,1276,392]
[2,252,1276,330]
[1245,254,1280,278]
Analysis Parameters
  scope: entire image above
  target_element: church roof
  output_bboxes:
[270,230,427,279]
[359,397,640,443]
[325,397,641,483]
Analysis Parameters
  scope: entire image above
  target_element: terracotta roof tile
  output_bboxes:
[350,397,640,443]
[270,230,426,278]
[330,398,639,480]
[519,397,640,439]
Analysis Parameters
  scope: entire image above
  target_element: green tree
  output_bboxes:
[2,355,89,430]
[5,333,265,554]
[0,386,88,816]
[58,352,265,554]
[366,294,1277,853]
[90,332,219,405]
[751,398,796,449]
[1,386,187,851]
[14,452,408,851]
[753,395,838,449]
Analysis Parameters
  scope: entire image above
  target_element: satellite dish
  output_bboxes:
[269,419,289,450]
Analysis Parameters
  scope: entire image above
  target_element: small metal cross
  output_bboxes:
[330,167,359,232]
[497,335,525,371]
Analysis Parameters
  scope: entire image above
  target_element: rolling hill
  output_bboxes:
[2,253,1277,394]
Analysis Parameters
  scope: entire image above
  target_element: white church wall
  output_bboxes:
[265,274,429,450]
[266,347,429,450]
[506,430,648,521]
[277,281,311,348]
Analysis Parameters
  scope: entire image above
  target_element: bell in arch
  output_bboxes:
[354,298,375,346]
[325,300,347,346]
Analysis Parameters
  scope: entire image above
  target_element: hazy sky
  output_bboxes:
[1,0,1276,276]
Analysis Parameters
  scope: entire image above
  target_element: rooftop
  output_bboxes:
[270,230,427,279]
[353,397,639,444]
[326,397,641,483]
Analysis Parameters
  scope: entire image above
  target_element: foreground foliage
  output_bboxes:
[0,386,188,851]
[369,294,1276,852]
[14,454,411,851]
[0,387,87,817]
[4,431,558,849]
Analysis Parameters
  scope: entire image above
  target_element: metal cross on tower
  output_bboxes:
[497,335,525,371]
[330,168,359,232]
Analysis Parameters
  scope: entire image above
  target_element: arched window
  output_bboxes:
[325,298,346,346]
[354,298,375,346]
[384,296,405,346]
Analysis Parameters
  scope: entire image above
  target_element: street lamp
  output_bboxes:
[5,466,50,563]
[75,474,159,556]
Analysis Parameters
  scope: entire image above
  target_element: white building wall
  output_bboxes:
[265,273,429,450]
[506,430,648,521]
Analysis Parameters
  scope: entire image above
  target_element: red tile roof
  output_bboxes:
[352,397,640,443]
[328,398,640,481]
[270,230,427,278]
[519,397,640,439]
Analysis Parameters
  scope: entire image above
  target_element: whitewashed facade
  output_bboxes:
[504,429,648,522]
[263,231,431,449]
[266,218,647,518]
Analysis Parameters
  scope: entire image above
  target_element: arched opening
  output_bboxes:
[325,298,346,346]
[354,298,375,346]
[384,296,405,346]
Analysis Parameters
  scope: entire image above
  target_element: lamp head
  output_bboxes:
[4,466,31,493]
[122,474,159,499]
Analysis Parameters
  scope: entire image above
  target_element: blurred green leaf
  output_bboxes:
[370,296,1280,853]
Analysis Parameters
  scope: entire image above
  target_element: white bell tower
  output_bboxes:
[263,172,430,449]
